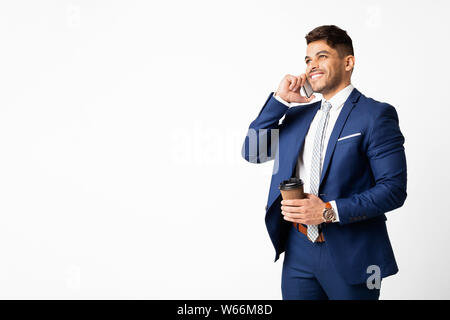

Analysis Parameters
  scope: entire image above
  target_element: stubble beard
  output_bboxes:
[314,69,342,96]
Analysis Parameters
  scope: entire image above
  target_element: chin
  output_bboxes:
[311,76,327,92]
[313,84,326,93]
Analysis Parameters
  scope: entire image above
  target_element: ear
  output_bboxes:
[345,55,355,72]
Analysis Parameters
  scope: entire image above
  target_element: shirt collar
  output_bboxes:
[321,83,355,111]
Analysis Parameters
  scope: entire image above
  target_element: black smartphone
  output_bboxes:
[302,78,314,98]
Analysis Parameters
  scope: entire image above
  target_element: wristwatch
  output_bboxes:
[322,202,336,223]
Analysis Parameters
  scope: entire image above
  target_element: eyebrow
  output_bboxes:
[305,50,331,60]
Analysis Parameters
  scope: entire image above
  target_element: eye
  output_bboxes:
[319,55,327,58]
[305,60,310,64]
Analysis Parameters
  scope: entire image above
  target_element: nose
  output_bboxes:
[309,57,320,71]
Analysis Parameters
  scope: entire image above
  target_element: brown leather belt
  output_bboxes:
[293,222,325,242]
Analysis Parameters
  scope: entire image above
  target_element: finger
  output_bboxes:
[281,199,309,206]
[282,211,306,219]
[283,216,308,224]
[281,199,294,206]
[299,74,306,88]
[305,94,316,102]
[281,201,308,210]
[293,75,302,92]
[293,74,305,93]
[289,76,297,91]
[281,205,303,213]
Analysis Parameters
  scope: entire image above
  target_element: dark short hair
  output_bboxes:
[305,25,354,58]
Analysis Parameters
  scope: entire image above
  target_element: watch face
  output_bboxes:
[325,209,334,221]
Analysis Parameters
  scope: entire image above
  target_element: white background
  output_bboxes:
[0,0,448,299]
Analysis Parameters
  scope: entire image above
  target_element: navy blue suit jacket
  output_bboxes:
[241,88,407,284]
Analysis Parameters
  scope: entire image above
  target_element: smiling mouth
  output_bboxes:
[310,73,324,80]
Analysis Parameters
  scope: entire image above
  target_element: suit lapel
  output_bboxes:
[319,88,361,186]
[266,101,320,210]
[288,102,321,173]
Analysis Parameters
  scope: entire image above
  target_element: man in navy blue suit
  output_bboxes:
[241,25,407,300]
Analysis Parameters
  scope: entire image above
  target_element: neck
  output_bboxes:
[322,80,351,100]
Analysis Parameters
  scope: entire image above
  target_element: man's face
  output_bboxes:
[304,40,348,95]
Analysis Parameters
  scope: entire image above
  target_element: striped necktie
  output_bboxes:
[308,100,332,242]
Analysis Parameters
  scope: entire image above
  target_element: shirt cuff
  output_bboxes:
[329,200,340,222]
[273,92,291,107]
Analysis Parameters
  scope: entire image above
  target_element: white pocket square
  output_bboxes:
[337,132,361,141]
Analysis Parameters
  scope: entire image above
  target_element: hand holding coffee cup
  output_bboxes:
[279,178,328,226]
[279,178,307,225]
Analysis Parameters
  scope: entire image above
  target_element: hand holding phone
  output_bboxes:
[302,78,314,98]
[275,74,315,103]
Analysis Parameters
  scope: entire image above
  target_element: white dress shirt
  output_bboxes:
[274,83,355,222]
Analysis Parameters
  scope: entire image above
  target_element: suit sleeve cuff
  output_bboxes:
[273,92,291,107]
[329,200,340,222]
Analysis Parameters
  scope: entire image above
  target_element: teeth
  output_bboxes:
[311,73,323,79]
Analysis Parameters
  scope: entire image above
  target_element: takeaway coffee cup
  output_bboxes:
[279,177,305,200]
